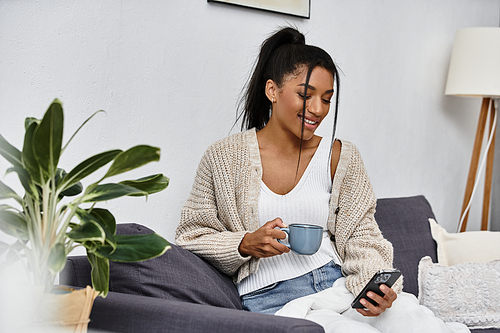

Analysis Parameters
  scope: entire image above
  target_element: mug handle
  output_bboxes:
[277,228,291,249]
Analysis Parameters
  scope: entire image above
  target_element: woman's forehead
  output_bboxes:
[283,67,334,88]
[283,66,333,83]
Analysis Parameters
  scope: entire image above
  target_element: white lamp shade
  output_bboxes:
[445,27,500,98]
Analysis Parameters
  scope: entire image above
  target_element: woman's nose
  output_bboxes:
[307,97,323,116]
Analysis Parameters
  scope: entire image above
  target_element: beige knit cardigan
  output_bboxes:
[175,129,403,296]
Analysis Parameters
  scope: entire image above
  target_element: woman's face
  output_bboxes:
[269,66,334,141]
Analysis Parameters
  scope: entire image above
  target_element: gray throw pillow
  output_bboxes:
[108,223,242,310]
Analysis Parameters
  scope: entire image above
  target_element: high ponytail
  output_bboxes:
[239,27,306,131]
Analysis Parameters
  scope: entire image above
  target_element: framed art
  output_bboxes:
[208,0,310,19]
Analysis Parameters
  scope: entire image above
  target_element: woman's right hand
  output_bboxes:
[238,218,291,258]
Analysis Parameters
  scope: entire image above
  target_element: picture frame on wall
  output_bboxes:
[207,0,310,19]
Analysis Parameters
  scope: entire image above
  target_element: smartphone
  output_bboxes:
[351,269,402,309]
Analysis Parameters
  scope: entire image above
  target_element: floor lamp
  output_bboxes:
[444,27,500,232]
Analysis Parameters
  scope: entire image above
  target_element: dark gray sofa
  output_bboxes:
[61,195,497,332]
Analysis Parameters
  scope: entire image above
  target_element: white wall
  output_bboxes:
[0,0,499,250]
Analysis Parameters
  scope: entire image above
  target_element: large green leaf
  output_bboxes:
[89,208,116,235]
[61,182,83,197]
[66,219,105,244]
[54,168,83,197]
[103,145,160,179]
[81,183,147,203]
[24,117,40,130]
[61,150,122,191]
[48,242,66,274]
[8,166,37,198]
[119,174,169,196]
[0,209,29,241]
[0,180,22,203]
[95,233,170,262]
[76,208,116,252]
[22,121,42,184]
[33,100,64,180]
[0,134,22,168]
[82,240,98,253]
[87,252,109,297]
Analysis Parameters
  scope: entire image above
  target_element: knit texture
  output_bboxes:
[175,129,403,296]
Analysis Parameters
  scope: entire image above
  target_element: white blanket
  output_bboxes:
[275,278,470,333]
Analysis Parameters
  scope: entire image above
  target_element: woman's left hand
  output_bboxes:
[356,284,397,317]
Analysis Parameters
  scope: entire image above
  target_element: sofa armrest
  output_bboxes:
[60,255,92,288]
[375,195,438,296]
[88,291,324,333]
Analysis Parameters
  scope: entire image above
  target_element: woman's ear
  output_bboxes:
[265,79,278,103]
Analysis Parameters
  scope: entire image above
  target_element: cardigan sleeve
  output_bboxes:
[175,143,252,278]
[335,144,404,296]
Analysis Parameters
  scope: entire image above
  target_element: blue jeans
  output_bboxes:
[241,261,343,315]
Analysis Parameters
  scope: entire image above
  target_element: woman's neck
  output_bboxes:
[256,125,322,195]
[256,124,321,153]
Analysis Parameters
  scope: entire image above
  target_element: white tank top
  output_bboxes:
[237,137,341,296]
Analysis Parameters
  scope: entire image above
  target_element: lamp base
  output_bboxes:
[459,97,497,232]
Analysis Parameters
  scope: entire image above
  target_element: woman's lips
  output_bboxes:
[299,115,320,129]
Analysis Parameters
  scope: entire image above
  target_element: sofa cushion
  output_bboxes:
[418,256,500,329]
[108,223,242,310]
[374,195,438,296]
[429,218,500,266]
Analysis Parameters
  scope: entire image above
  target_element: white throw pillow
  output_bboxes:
[418,256,500,329]
[428,218,500,266]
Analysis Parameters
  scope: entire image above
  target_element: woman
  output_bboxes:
[175,26,399,318]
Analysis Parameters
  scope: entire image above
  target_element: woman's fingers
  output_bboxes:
[356,285,397,317]
[238,218,290,257]
[263,217,288,229]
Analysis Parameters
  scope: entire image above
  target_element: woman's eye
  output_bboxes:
[323,99,332,104]
[298,93,310,100]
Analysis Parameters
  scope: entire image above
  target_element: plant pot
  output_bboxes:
[28,285,99,333]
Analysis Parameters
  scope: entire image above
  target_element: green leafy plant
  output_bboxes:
[0,99,170,297]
